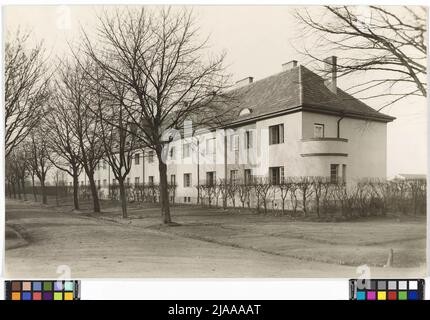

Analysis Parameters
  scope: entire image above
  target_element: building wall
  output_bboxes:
[301,111,387,181]
[66,110,389,203]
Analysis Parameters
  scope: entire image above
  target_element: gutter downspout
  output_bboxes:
[337,113,345,138]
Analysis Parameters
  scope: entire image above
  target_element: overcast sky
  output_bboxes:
[4,5,427,177]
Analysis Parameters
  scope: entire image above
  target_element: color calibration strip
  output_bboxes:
[349,279,424,300]
[5,280,80,300]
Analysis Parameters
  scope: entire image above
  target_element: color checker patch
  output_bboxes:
[350,279,424,300]
[5,280,80,300]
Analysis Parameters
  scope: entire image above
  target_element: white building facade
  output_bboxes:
[67,58,395,205]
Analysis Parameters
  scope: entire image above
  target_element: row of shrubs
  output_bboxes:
[9,177,426,217]
[195,177,426,217]
[92,177,427,217]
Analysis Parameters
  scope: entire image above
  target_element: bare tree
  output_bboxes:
[253,177,272,214]
[80,7,235,224]
[311,176,331,217]
[278,178,293,215]
[27,129,52,204]
[56,60,104,213]
[46,78,83,210]
[95,79,140,219]
[297,177,314,216]
[5,148,29,200]
[237,181,252,209]
[295,6,426,109]
[5,31,50,156]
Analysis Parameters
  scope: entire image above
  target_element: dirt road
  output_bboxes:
[4,200,425,278]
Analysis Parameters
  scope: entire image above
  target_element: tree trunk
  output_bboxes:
[21,178,27,201]
[302,191,307,217]
[118,178,128,219]
[7,182,11,198]
[157,150,171,224]
[87,172,100,213]
[282,197,286,215]
[55,183,59,206]
[72,172,80,210]
[31,175,37,202]
[12,183,17,199]
[16,182,22,200]
[41,179,47,204]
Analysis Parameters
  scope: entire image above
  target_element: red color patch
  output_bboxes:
[388,291,397,300]
[33,292,42,300]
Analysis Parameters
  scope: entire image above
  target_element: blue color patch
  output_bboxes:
[22,292,32,300]
[33,282,42,291]
[408,291,418,300]
[356,291,366,300]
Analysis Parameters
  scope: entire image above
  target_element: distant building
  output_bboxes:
[397,174,426,181]
[68,56,395,204]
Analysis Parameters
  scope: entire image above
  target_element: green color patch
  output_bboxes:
[43,282,52,291]
[398,291,407,300]
[54,292,63,300]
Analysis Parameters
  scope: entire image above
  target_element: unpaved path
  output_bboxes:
[4,200,425,278]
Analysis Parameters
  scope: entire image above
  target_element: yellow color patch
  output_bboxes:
[11,292,21,300]
[64,292,74,300]
[378,291,387,300]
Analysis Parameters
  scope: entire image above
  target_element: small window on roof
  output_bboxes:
[239,108,252,116]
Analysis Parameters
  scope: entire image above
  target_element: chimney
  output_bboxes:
[282,60,298,71]
[324,56,337,94]
[235,76,254,88]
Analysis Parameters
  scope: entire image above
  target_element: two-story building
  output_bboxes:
[68,56,395,205]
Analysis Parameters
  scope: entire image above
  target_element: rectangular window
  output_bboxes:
[330,164,339,183]
[97,162,100,170]
[314,123,325,138]
[269,124,284,145]
[206,138,216,155]
[134,153,140,165]
[148,176,154,185]
[103,161,106,169]
[183,143,191,158]
[171,174,176,186]
[103,179,107,187]
[206,171,216,186]
[245,130,253,149]
[184,196,187,203]
[148,151,154,163]
[269,167,284,185]
[230,170,238,184]
[342,164,347,183]
[135,177,140,185]
[126,177,130,185]
[231,134,239,151]
[184,173,191,187]
[112,179,116,185]
[244,169,252,184]
[81,181,84,186]
[97,180,100,188]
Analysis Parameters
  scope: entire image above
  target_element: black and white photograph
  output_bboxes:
[3,4,427,278]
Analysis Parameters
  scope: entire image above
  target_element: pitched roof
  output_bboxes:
[227,65,395,126]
